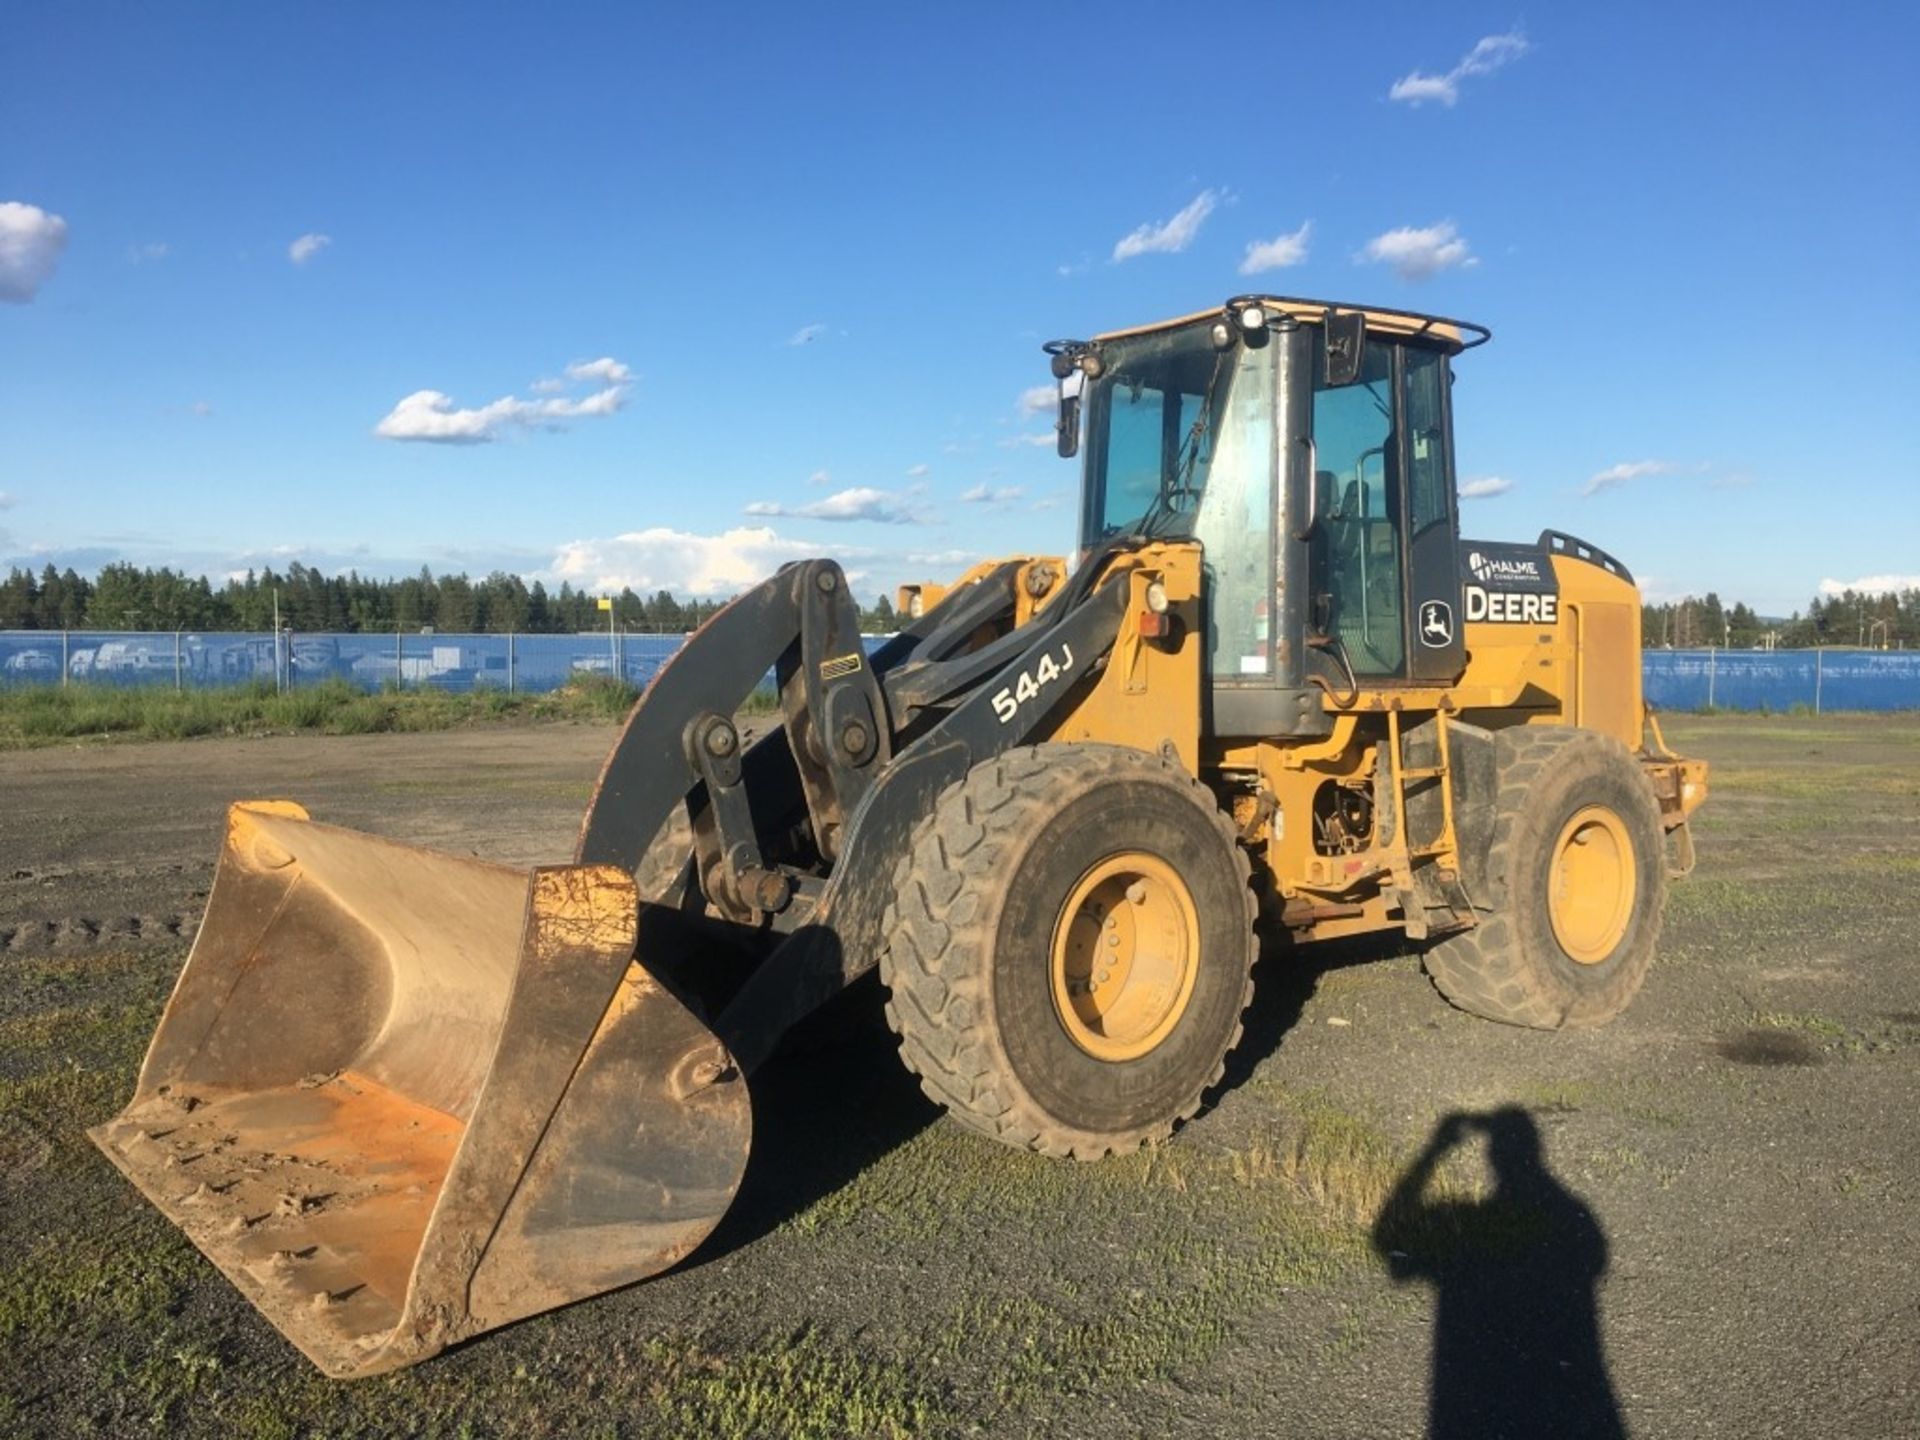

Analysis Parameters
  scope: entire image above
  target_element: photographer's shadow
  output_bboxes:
[1372,1107,1627,1440]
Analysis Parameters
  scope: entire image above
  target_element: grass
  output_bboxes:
[11,710,1907,1434]
[0,949,1460,1437]
[0,676,783,749]
[0,928,1612,1438]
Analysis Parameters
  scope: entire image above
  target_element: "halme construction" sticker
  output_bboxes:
[1461,542,1559,626]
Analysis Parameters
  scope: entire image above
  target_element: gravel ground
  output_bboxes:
[1,713,1915,1437]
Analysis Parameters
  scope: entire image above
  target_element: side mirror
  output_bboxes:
[1052,360,1086,459]
[1047,345,1084,458]
[1324,311,1367,387]
[1056,387,1080,458]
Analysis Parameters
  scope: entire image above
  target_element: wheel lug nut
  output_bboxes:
[1126,882,1147,905]
[1106,934,1119,948]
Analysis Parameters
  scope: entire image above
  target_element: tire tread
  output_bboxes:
[880,745,1256,1160]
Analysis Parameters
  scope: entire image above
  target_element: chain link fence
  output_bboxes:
[1643,648,1920,712]
[0,630,694,695]
[5,632,1918,711]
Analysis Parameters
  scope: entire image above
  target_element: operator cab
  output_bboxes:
[1052,297,1490,734]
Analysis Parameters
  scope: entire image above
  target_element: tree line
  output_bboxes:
[3,559,1911,649]
[1641,587,1918,650]
[0,563,902,636]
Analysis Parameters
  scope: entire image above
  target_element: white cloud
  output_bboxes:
[960,483,1025,506]
[1634,575,1691,607]
[1112,190,1218,262]
[374,358,634,443]
[0,491,14,510]
[1818,574,1920,598]
[127,241,170,263]
[189,401,215,418]
[1582,459,1677,497]
[1239,221,1312,275]
[1017,384,1057,415]
[0,202,70,303]
[743,486,929,525]
[999,431,1056,449]
[544,526,818,598]
[288,232,332,265]
[1459,476,1513,499]
[902,547,980,570]
[565,357,632,385]
[1390,30,1530,107]
[807,468,832,486]
[1358,221,1476,281]
[528,377,566,394]
[788,322,829,347]
[905,462,930,477]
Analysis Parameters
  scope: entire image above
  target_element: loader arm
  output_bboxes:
[714,567,1130,1073]
[575,549,1132,1073]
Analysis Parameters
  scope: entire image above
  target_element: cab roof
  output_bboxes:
[1092,295,1491,354]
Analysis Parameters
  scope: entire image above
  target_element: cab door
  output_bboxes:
[1400,345,1466,682]
[1307,336,1464,683]
[1310,338,1403,678]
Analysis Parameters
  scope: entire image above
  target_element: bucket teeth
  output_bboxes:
[90,802,752,1378]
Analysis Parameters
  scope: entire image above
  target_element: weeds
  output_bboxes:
[0,675,787,748]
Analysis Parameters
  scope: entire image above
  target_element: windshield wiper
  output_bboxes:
[1136,352,1230,539]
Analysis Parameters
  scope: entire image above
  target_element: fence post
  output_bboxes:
[1707,647,1716,708]
[1814,647,1823,714]
[174,630,183,691]
[395,629,404,690]
[61,629,69,688]
[508,631,516,694]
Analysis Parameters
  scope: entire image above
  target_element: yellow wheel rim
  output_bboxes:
[1548,805,1636,965]
[1048,852,1200,1061]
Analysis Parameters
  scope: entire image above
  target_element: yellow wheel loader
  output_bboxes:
[92,295,1707,1377]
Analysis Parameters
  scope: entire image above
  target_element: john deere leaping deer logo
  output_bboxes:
[1419,600,1455,648]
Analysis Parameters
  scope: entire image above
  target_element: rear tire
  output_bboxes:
[1423,727,1666,1029]
[880,745,1256,1159]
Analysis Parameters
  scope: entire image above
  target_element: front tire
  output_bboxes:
[880,745,1257,1159]
[1423,727,1667,1029]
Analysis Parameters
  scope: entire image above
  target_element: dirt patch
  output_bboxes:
[1714,1029,1824,1067]
[1,714,1917,1437]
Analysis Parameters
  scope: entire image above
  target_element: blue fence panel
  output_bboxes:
[0,632,68,686]
[1816,650,1920,711]
[1643,649,1920,711]
[6,631,1916,710]
[1643,650,1820,711]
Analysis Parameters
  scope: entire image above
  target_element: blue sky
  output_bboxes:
[3,2,1915,615]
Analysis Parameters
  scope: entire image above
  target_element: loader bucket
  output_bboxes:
[89,802,750,1379]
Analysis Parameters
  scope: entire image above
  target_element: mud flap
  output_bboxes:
[89,802,751,1379]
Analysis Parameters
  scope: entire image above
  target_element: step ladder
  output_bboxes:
[1385,708,1476,939]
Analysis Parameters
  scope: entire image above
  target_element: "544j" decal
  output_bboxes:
[990,643,1076,724]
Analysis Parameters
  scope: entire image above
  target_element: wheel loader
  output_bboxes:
[91,294,1708,1377]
